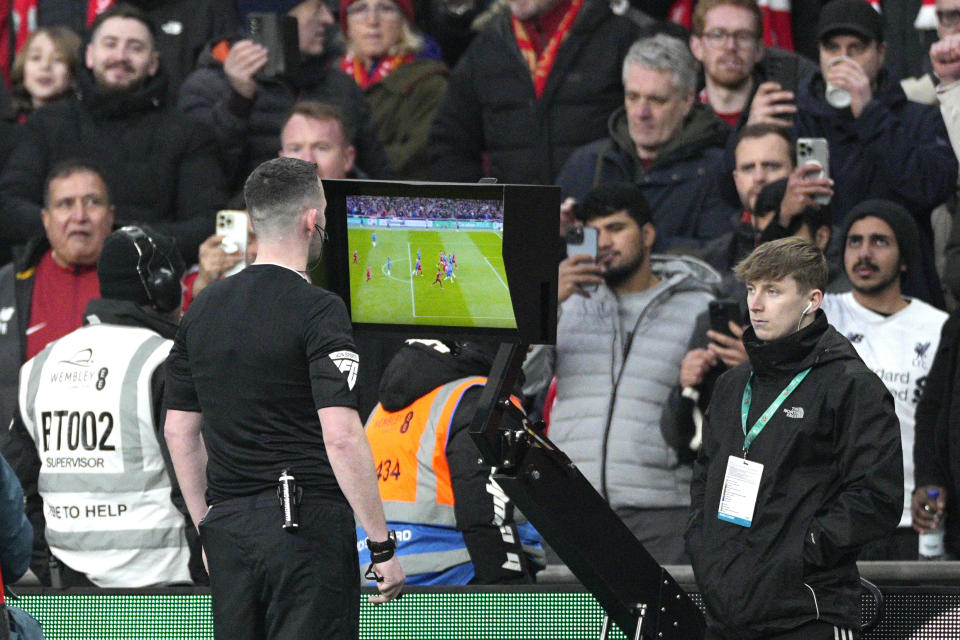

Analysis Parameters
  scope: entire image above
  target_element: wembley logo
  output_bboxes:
[329,350,359,390]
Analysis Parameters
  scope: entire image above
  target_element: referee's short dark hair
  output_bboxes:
[576,182,652,228]
[244,157,324,236]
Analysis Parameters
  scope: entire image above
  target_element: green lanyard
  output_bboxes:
[740,367,812,456]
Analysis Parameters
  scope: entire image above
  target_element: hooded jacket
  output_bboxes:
[556,102,737,252]
[365,341,541,584]
[686,312,903,638]
[548,255,719,511]
[178,39,390,189]
[0,67,227,265]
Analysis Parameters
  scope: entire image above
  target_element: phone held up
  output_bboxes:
[216,210,250,277]
[709,299,741,338]
[796,137,831,206]
[565,225,599,292]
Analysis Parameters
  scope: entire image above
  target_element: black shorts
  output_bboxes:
[199,491,359,640]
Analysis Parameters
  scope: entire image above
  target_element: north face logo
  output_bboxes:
[784,407,804,419]
[329,350,359,390]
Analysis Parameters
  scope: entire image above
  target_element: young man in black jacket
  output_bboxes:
[686,236,902,639]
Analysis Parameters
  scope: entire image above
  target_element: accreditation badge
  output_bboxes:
[717,456,764,528]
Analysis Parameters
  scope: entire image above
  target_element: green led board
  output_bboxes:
[10,591,630,640]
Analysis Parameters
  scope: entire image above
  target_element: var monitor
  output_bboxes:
[322,180,559,344]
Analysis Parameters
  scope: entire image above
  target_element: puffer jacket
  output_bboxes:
[549,255,719,510]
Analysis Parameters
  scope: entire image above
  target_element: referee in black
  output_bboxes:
[163,157,404,639]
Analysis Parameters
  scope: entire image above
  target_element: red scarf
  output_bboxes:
[339,52,414,90]
[512,0,583,99]
[87,0,115,27]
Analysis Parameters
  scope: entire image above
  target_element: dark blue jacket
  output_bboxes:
[794,69,957,308]
[0,453,32,584]
[556,103,737,252]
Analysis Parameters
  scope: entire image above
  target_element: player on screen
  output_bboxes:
[412,257,422,277]
[353,250,359,264]
[433,269,443,287]
[372,231,377,247]
[451,252,456,270]
[366,266,372,282]
[444,262,456,282]
[386,257,392,276]
[417,248,422,261]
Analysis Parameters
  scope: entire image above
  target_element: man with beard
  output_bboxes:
[689,0,815,129]
[524,181,718,564]
[795,0,957,308]
[0,4,227,265]
[820,200,948,559]
[178,0,390,193]
[164,158,404,639]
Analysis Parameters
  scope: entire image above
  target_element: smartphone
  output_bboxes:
[709,299,741,337]
[796,138,831,205]
[246,12,300,79]
[565,225,598,292]
[216,210,249,277]
[764,52,798,95]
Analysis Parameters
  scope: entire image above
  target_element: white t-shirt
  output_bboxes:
[821,292,948,528]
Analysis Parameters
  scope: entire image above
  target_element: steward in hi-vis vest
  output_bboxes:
[357,339,544,585]
[5,227,196,587]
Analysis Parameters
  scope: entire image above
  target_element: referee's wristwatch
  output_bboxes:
[366,530,398,564]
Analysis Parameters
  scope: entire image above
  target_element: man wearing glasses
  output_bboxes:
[689,0,815,129]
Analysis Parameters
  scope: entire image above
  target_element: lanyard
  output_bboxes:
[740,367,812,456]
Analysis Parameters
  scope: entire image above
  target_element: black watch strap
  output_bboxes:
[367,530,398,556]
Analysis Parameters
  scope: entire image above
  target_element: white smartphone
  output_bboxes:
[565,225,599,292]
[215,210,249,277]
[796,138,831,205]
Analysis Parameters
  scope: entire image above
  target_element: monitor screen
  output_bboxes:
[322,180,559,344]
[346,194,516,331]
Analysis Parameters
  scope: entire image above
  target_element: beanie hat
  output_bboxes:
[339,0,415,32]
[843,199,919,273]
[97,226,185,307]
[237,0,307,23]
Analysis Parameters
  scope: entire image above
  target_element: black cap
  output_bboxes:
[98,226,185,306]
[843,199,918,274]
[817,0,884,44]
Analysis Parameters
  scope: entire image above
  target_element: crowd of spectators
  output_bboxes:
[0,0,957,597]
[349,195,502,219]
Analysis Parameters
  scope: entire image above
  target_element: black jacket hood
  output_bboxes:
[378,341,492,411]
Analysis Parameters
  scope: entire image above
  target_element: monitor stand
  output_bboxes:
[470,344,706,640]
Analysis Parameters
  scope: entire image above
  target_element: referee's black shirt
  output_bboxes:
[164,264,358,505]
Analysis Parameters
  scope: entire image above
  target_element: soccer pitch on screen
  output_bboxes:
[348,226,517,329]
